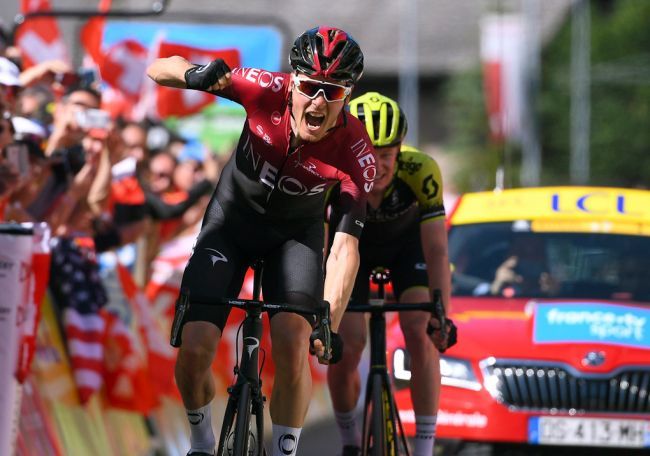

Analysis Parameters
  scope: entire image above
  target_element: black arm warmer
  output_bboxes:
[144,179,214,220]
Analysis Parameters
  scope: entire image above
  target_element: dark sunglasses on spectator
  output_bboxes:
[152,171,172,179]
[54,72,81,87]
[292,74,351,102]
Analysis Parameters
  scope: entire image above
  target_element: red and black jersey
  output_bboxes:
[208,68,375,237]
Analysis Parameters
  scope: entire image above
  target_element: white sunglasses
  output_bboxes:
[292,74,352,102]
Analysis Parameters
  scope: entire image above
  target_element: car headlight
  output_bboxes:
[440,357,482,391]
[393,349,482,391]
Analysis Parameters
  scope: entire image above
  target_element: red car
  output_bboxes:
[387,187,650,452]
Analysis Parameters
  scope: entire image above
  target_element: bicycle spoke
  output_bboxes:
[217,396,238,456]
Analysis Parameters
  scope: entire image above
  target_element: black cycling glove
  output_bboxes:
[184,58,231,91]
[310,330,344,364]
[328,332,344,364]
[427,318,458,353]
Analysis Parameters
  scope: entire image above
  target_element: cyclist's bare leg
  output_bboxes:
[327,312,367,412]
[268,312,313,455]
[327,312,367,448]
[175,321,222,453]
[176,321,222,407]
[399,287,441,455]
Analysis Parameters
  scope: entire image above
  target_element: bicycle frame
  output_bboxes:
[346,270,442,456]
[172,260,331,456]
[217,264,266,456]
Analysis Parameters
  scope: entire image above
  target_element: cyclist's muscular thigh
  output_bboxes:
[398,286,432,353]
[336,312,367,364]
[398,286,440,414]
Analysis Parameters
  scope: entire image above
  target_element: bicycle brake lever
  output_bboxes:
[320,302,333,361]
[433,289,446,330]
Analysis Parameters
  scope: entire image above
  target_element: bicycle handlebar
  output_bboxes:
[171,290,333,360]
[222,297,333,362]
[344,302,435,313]
[345,289,445,321]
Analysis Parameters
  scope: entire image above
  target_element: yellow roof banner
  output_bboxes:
[450,187,650,234]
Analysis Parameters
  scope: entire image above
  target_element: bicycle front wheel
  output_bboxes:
[364,373,398,456]
[217,396,238,456]
[232,382,253,455]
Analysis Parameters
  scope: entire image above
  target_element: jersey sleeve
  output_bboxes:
[332,121,376,238]
[400,150,446,223]
[209,68,289,111]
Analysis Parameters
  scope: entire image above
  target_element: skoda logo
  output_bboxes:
[582,351,606,367]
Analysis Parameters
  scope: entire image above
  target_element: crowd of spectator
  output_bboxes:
[0,45,224,291]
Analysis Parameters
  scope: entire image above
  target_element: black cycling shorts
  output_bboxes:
[179,198,324,331]
[349,224,428,306]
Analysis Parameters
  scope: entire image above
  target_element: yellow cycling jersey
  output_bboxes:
[369,145,446,224]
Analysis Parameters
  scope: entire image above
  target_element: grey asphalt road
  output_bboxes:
[273,423,650,456]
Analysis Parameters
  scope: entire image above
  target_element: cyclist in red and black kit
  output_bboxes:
[147,27,375,456]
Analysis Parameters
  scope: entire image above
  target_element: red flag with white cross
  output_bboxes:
[16,0,70,69]
[155,41,241,118]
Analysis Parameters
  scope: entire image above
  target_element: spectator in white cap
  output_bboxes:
[0,57,22,113]
[11,116,47,145]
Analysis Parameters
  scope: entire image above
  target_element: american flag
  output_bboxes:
[48,237,107,403]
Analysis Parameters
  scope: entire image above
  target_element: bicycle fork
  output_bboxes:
[224,308,266,456]
[362,308,410,456]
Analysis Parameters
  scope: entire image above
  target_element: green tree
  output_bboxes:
[444,0,650,191]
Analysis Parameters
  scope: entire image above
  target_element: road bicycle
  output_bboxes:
[345,268,444,456]
[171,260,332,456]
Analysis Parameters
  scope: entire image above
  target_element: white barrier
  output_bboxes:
[0,224,33,456]
[0,223,51,456]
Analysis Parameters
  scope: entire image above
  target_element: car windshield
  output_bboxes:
[449,222,650,301]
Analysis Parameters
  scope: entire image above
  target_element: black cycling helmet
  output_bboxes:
[289,26,364,84]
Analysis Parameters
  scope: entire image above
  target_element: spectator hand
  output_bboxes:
[19,59,72,87]
[184,59,232,91]
[490,255,522,295]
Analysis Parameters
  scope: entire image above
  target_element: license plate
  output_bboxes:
[529,416,650,448]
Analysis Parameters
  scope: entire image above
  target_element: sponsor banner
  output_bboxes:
[102,21,282,115]
[450,187,650,227]
[534,302,650,349]
[102,22,281,72]
[0,226,32,456]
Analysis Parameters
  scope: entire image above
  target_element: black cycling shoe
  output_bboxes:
[341,445,361,456]
[186,451,215,456]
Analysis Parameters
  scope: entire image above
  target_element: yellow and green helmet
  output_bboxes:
[348,92,408,148]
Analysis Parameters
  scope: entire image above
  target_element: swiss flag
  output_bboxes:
[16,0,70,69]
[80,0,148,100]
[155,41,241,118]
[101,85,137,121]
[100,40,148,99]
[102,310,157,413]
[116,263,177,401]
[79,0,112,65]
